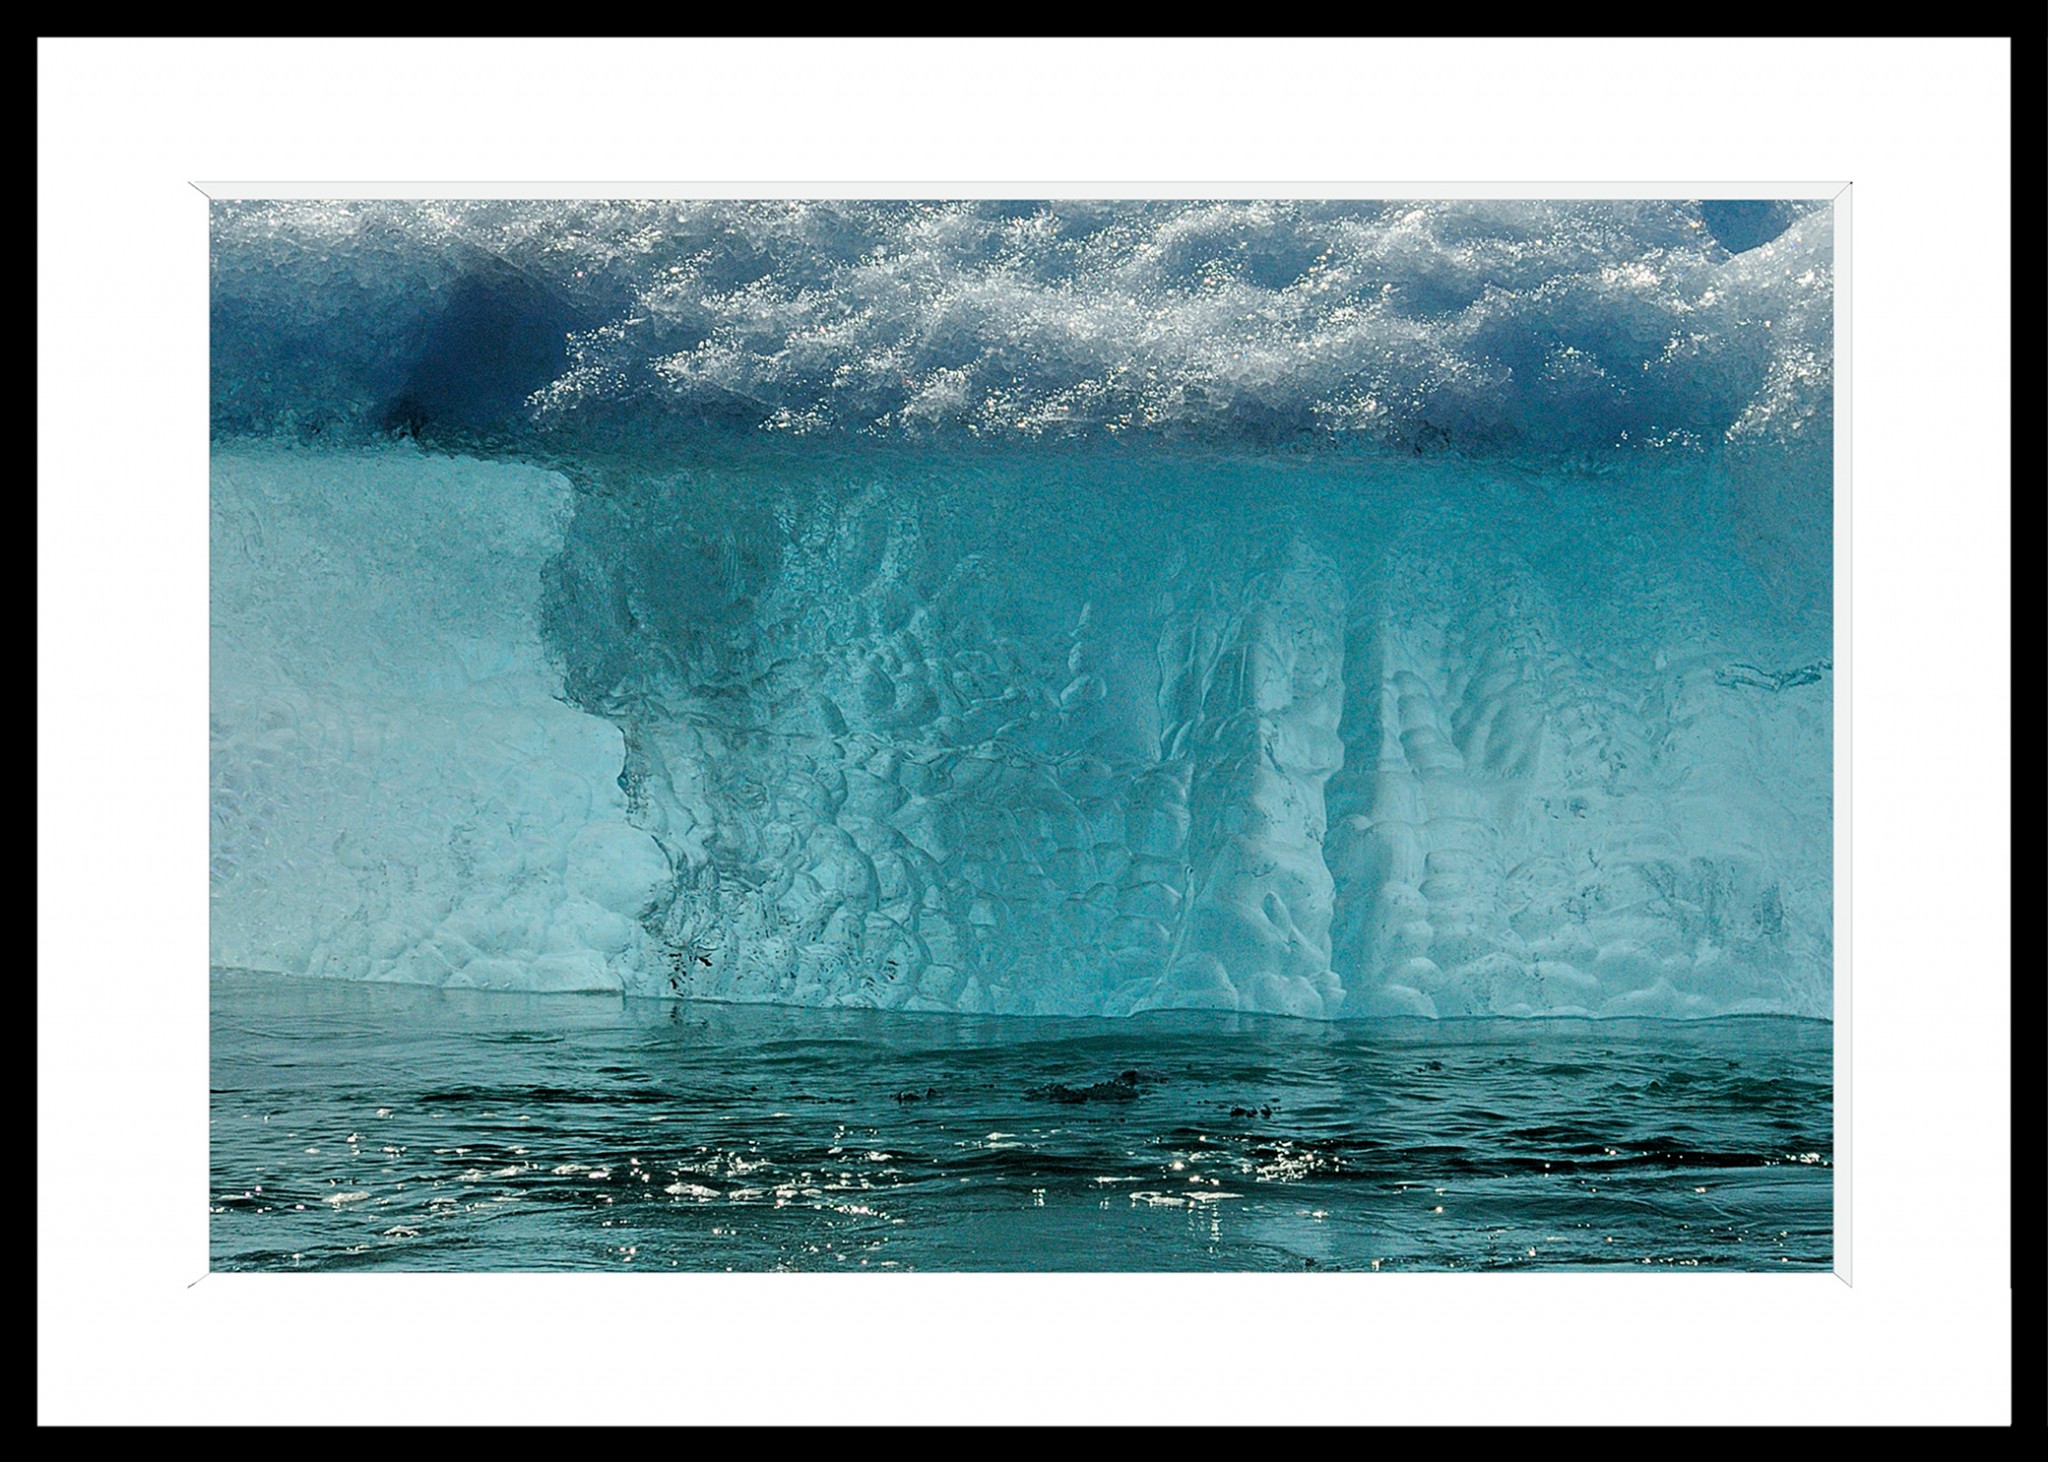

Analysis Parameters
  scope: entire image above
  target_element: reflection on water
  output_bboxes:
[210,971,1831,1272]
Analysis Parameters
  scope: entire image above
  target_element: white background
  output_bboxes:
[38,37,2010,1425]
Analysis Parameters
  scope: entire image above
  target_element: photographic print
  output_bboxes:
[209,196,1836,1273]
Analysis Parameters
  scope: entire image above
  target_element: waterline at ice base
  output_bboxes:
[211,199,1833,1023]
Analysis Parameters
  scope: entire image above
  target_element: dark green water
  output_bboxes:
[209,971,1832,1272]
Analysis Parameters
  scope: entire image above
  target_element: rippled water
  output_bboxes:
[210,971,1832,1272]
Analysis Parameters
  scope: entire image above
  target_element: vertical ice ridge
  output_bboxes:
[1138,538,1346,1016]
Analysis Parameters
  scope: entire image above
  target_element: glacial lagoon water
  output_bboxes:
[210,972,1830,1272]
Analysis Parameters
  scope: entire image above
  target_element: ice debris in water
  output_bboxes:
[1023,1070,1156,1104]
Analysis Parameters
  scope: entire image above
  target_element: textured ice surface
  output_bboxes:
[212,444,1830,1017]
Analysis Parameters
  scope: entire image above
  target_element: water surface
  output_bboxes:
[210,971,1831,1272]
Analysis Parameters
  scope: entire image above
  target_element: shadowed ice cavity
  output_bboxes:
[377,252,598,440]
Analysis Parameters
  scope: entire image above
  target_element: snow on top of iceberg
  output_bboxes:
[210,198,1832,458]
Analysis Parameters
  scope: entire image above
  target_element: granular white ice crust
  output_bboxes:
[209,198,1832,460]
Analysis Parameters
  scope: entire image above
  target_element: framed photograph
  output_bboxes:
[37,37,2014,1428]
[206,193,1839,1280]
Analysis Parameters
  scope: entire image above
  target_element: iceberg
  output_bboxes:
[209,199,1833,1018]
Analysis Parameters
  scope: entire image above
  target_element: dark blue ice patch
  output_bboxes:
[1699,200,1801,255]
[383,254,592,438]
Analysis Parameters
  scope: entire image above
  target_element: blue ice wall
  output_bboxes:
[209,200,1834,1017]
